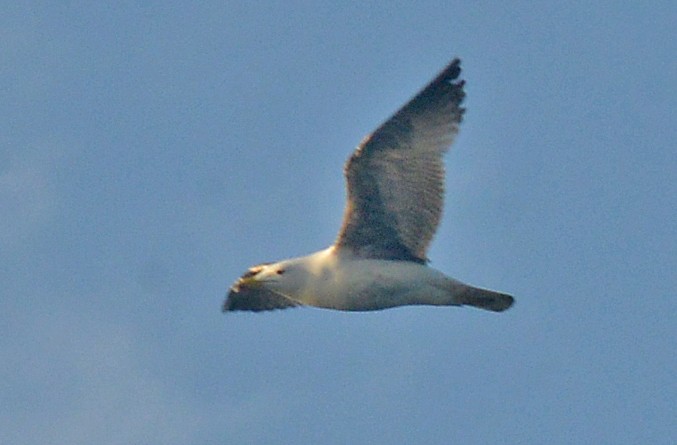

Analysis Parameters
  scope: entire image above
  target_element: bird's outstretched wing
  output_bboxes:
[223,286,300,312]
[335,59,466,263]
[223,266,301,312]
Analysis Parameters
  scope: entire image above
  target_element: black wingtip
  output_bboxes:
[443,58,462,80]
[411,58,465,118]
[429,58,462,85]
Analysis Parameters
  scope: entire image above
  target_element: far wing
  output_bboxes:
[335,59,465,262]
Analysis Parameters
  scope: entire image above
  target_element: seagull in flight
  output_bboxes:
[224,59,514,313]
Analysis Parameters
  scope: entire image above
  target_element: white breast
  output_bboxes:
[299,248,460,311]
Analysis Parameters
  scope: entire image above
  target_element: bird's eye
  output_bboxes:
[276,269,285,275]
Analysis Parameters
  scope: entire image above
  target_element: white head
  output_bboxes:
[233,257,310,300]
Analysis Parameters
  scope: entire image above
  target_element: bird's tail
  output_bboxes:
[455,285,514,312]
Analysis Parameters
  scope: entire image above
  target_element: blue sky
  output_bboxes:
[2,2,675,444]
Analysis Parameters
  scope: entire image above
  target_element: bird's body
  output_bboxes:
[296,247,457,311]
[224,59,515,313]
[227,246,513,312]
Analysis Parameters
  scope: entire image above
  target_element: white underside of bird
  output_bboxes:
[229,246,513,312]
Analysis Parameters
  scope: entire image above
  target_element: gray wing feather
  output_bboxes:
[223,287,300,312]
[335,59,465,262]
